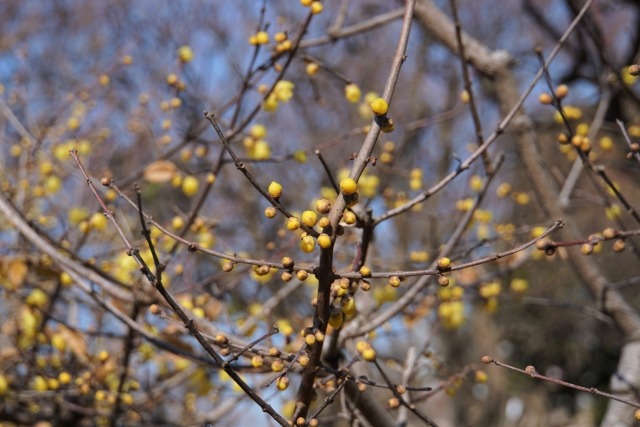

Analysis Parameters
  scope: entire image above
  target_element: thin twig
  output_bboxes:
[227,325,279,364]
[617,119,640,163]
[372,358,440,427]
[204,112,319,237]
[301,8,404,49]
[559,83,612,207]
[482,356,640,409]
[316,150,340,193]
[449,0,491,174]
[341,155,507,339]
[70,151,290,427]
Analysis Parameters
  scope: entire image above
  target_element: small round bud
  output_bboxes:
[438,275,450,287]
[281,271,293,282]
[481,355,493,364]
[282,256,294,269]
[310,1,323,14]
[613,239,626,253]
[525,365,537,376]
[272,360,284,372]
[370,98,389,115]
[554,85,569,99]
[580,243,593,255]
[344,83,361,103]
[340,178,358,195]
[381,117,395,133]
[388,276,401,287]
[436,257,451,271]
[222,260,234,272]
[362,348,376,361]
[177,45,194,63]
[305,334,316,346]
[359,265,371,277]
[602,228,617,239]
[286,217,301,231]
[571,135,584,147]
[276,376,290,391]
[580,137,591,152]
[356,341,369,353]
[255,265,271,276]
[264,206,277,218]
[297,270,309,281]
[100,177,110,186]
[306,62,319,76]
[300,235,315,253]
[474,370,488,383]
[342,211,356,225]
[388,397,400,409]
[268,181,282,200]
[315,199,332,214]
[317,233,331,249]
[538,93,553,105]
[301,210,318,227]
[628,64,640,76]
[251,355,263,368]
[318,217,330,228]
[255,31,269,45]
[298,354,309,366]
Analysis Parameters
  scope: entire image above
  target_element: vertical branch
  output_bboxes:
[110,304,141,427]
[292,0,417,422]
[449,0,492,174]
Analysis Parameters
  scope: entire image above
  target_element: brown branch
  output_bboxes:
[449,0,491,174]
[338,219,562,280]
[372,358,439,426]
[300,8,405,49]
[482,356,640,409]
[340,154,506,339]
[107,181,319,272]
[409,0,640,423]
[617,119,640,164]
[292,1,417,421]
[204,111,319,237]
[70,151,290,427]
